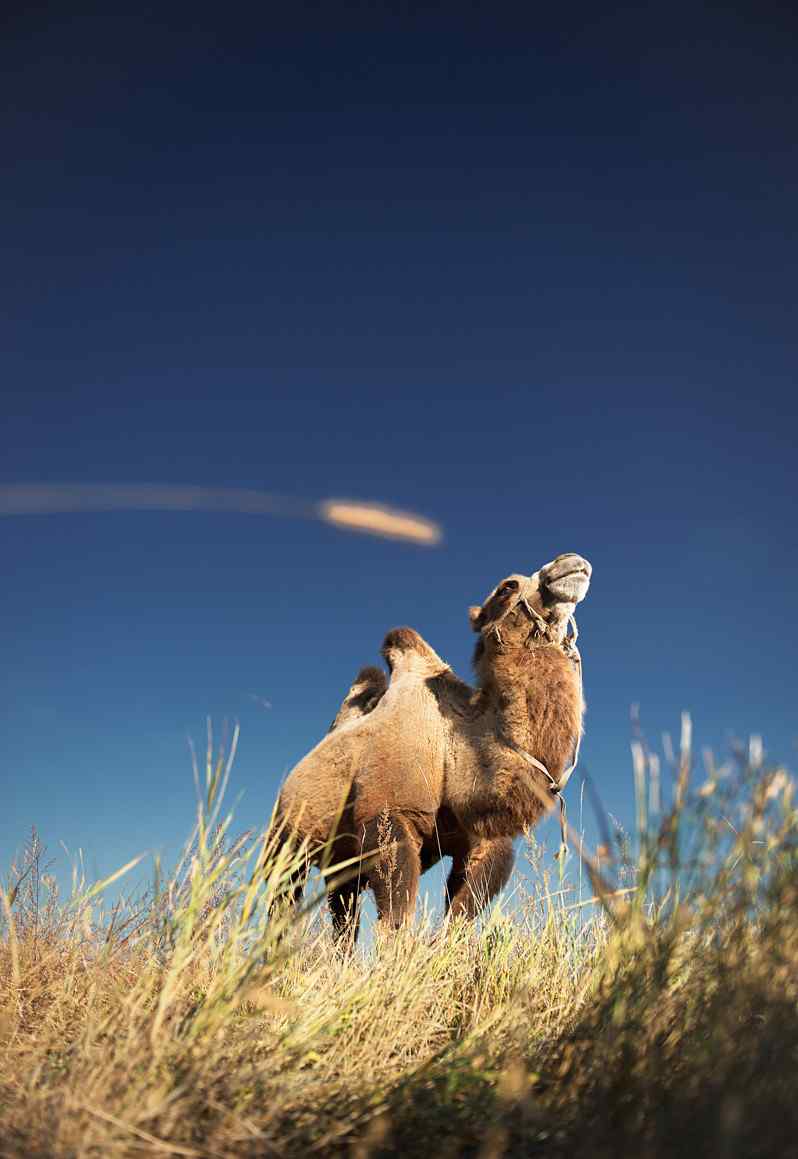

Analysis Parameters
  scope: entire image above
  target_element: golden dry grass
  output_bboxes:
[1,724,796,1158]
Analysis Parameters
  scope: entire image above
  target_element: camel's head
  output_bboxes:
[469,553,592,655]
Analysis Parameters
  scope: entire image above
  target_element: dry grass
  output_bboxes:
[1,722,796,1158]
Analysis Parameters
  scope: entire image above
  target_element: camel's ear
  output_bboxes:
[469,605,484,632]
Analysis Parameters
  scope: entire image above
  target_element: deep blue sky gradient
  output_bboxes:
[2,4,796,895]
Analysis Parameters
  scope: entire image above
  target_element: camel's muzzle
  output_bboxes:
[539,553,592,606]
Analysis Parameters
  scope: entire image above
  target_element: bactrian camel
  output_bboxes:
[274,552,591,938]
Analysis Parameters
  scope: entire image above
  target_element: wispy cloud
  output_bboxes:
[0,484,442,546]
[318,499,441,545]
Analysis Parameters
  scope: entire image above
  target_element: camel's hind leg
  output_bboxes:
[267,859,309,927]
[361,813,422,930]
[445,837,515,920]
[328,877,363,946]
[264,820,311,927]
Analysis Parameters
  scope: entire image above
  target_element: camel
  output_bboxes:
[274,552,591,938]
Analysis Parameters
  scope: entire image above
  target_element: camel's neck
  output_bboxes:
[485,655,537,750]
[447,642,582,838]
[480,641,582,782]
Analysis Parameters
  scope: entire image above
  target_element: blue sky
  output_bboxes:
[2,5,796,898]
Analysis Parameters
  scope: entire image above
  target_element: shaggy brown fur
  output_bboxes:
[274,553,591,938]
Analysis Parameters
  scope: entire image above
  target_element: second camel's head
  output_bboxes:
[469,553,592,657]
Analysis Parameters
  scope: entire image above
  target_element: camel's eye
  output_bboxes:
[499,580,519,596]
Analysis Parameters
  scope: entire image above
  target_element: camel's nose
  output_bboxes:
[538,553,592,604]
[544,553,592,581]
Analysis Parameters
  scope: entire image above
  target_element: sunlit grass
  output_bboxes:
[1,720,795,1157]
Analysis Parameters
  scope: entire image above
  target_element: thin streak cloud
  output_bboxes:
[0,484,442,547]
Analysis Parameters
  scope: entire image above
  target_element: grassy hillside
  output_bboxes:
[1,723,796,1158]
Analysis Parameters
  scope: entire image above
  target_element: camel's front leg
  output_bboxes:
[445,837,515,920]
[361,813,422,929]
